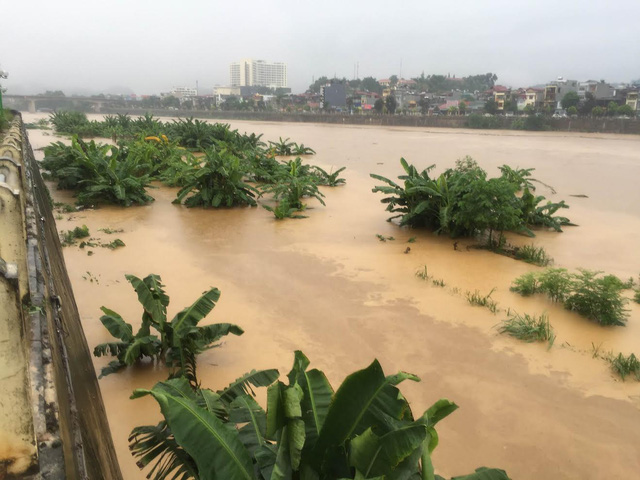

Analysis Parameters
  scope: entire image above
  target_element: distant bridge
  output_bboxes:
[3,94,119,113]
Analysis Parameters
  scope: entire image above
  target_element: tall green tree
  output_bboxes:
[360,76,382,93]
[385,95,398,114]
[374,98,384,113]
[579,92,596,115]
[560,91,580,110]
[484,98,498,114]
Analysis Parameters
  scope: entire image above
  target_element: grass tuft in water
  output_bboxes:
[466,288,498,313]
[608,353,640,381]
[510,272,539,296]
[415,265,430,281]
[376,234,395,242]
[498,312,555,348]
[514,244,553,266]
[54,202,76,213]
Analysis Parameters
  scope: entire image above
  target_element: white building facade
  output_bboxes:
[171,86,198,97]
[229,59,287,88]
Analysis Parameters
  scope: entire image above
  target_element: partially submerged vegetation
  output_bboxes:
[498,312,555,348]
[510,268,630,326]
[514,244,553,266]
[60,225,90,246]
[93,273,243,381]
[466,288,498,313]
[371,157,571,247]
[267,136,316,155]
[42,113,345,216]
[609,353,640,381]
[129,350,510,480]
[43,138,154,206]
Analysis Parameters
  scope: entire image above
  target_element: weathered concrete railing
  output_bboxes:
[0,112,122,479]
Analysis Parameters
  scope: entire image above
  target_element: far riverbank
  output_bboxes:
[97,108,640,135]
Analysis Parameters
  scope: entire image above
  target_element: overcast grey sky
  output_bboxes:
[1,0,639,95]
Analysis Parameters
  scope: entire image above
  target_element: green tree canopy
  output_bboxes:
[360,76,382,93]
[484,98,498,114]
[385,95,397,114]
[617,104,634,117]
[579,92,596,115]
[374,98,384,113]
[561,91,580,110]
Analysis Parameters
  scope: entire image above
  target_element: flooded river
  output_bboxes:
[24,113,640,479]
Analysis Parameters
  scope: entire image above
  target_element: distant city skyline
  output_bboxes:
[1,0,638,96]
[4,69,638,98]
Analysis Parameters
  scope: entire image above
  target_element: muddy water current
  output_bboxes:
[24,114,640,479]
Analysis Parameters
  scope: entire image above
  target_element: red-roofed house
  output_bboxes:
[491,85,511,111]
[397,78,417,88]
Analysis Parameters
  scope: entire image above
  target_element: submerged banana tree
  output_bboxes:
[371,157,572,239]
[93,273,243,382]
[130,351,510,480]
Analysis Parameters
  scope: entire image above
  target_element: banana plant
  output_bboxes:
[313,166,347,187]
[93,273,243,381]
[372,158,572,240]
[268,137,295,155]
[43,136,154,206]
[518,188,572,234]
[262,198,308,219]
[292,143,316,155]
[174,147,259,208]
[72,142,155,206]
[371,158,441,227]
[129,351,510,480]
[260,158,325,210]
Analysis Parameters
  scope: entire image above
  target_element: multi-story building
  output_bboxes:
[229,59,287,88]
[492,85,510,111]
[321,83,346,108]
[171,86,198,98]
[578,80,616,100]
[626,91,639,112]
[356,91,380,111]
[543,78,578,111]
[521,88,543,110]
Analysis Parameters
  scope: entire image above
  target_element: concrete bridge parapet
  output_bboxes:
[0,112,122,479]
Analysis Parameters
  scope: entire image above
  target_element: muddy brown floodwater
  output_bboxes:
[24,113,640,479]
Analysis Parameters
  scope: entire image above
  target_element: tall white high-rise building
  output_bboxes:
[229,59,287,88]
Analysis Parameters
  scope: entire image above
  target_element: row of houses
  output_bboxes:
[159,76,639,115]
[488,78,638,113]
